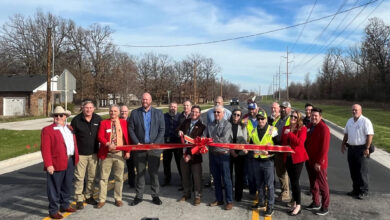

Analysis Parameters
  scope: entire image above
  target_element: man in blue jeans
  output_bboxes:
[204,105,233,210]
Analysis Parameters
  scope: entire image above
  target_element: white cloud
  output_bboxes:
[0,0,388,93]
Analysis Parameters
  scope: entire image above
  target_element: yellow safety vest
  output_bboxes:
[251,125,276,159]
[273,115,291,127]
[246,118,256,142]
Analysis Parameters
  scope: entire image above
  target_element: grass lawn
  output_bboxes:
[260,99,390,152]
[0,129,41,161]
[0,115,47,123]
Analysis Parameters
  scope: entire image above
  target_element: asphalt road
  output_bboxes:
[0,103,390,220]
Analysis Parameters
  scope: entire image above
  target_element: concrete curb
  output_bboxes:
[0,151,42,175]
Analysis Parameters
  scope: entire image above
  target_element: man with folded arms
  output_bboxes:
[41,106,79,219]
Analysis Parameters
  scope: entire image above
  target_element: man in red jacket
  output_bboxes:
[41,106,79,219]
[304,107,330,216]
[96,104,130,209]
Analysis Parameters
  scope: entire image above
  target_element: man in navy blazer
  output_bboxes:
[128,92,165,206]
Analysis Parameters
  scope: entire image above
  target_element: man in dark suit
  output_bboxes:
[128,92,165,206]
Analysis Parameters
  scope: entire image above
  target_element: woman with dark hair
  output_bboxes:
[281,110,309,216]
[229,109,248,202]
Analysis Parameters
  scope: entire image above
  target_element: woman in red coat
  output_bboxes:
[281,110,309,216]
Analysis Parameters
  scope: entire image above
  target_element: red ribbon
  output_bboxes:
[116,143,193,151]
[116,136,294,154]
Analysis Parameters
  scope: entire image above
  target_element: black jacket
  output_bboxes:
[177,118,206,164]
[71,113,102,155]
[164,112,180,143]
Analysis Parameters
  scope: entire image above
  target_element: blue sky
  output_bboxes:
[0,0,388,94]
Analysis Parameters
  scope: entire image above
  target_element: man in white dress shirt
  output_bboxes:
[341,104,374,200]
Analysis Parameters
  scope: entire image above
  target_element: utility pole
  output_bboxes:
[52,29,55,111]
[278,64,281,101]
[282,47,293,100]
[193,61,197,104]
[287,47,289,100]
[220,76,223,97]
[272,74,275,99]
[46,27,52,116]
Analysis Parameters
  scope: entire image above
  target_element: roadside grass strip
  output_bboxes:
[0,129,41,161]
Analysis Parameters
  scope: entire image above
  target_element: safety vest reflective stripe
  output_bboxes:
[246,119,255,142]
[272,116,291,127]
[252,125,276,159]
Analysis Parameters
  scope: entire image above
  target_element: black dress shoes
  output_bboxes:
[152,196,162,205]
[130,198,143,206]
[86,197,98,205]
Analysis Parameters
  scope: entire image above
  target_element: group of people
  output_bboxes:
[40,93,374,219]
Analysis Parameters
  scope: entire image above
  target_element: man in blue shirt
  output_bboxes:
[207,96,232,124]
[128,93,165,206]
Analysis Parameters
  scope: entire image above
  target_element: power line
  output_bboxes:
[299,0,371,67]
[292,0,358,71]
[117,0,379,48]
[304,0,384,72]
[290,0,318,52]
[292,0,349,63]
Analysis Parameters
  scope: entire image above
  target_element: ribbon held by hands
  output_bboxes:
[182,135,211,155]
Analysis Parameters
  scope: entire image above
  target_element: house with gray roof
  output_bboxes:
[0,69,76,116]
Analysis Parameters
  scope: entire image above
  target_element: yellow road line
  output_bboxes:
[42,173,129,220]
[251,208,260,220]
[250,193,271,220]
[251,193,259,220]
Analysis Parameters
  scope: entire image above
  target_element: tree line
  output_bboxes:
[0,10,240,106]
[285,17,390,102]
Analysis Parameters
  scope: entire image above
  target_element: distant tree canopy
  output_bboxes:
[285,17,390,102]
[0,10,240,105]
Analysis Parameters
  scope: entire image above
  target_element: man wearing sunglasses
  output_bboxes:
[41,106,79,219]
[250,110,278,217]
[204,105,233,210]
[205,96,232,188]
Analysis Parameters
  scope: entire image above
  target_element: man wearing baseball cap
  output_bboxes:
[242,102,259,197]
[274,101,292,202]
[250,109,278,217]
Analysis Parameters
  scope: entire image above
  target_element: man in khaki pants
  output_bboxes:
[71,100,102,209]
[96,104,130,208]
